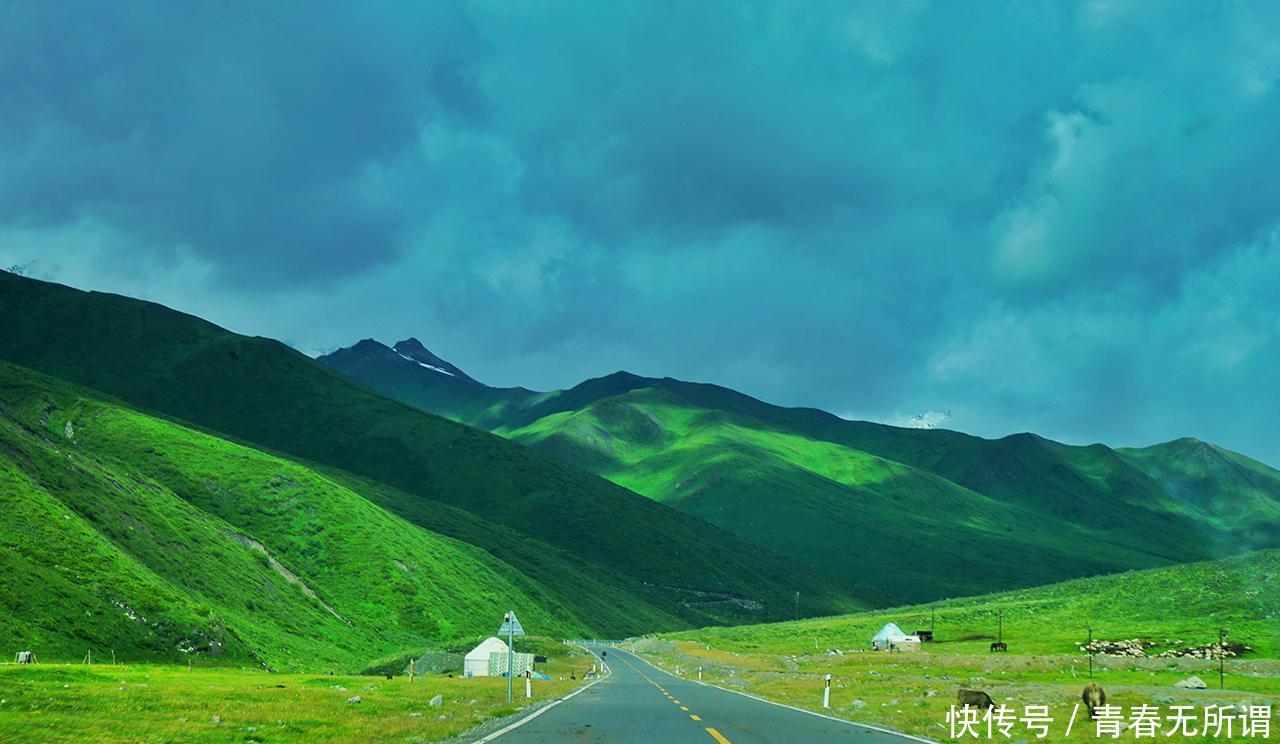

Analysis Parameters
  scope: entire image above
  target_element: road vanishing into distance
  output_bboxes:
[493,646,926,743]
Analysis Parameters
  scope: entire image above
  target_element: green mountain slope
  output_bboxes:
[0,272,861,625]
[318,345,1280,605]
[674,549,1280,657]
[1120,437,1280,549]
[499,386,1202,603]
[0,362,594,669]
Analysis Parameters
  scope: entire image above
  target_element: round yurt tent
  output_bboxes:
[871,622,920,651]
[464,637,509,677]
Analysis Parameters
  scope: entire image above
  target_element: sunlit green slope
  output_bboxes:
[0,362,589,670]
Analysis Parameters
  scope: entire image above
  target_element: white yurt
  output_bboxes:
[871,622,921,651]
[464,637,509,677]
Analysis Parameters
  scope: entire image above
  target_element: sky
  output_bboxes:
[3,1,1280,463]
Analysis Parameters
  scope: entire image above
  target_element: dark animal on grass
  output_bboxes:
[385,674,393,680]
[957,690,995,710]
[1082,683,1106,718]
[990,642,1008,652]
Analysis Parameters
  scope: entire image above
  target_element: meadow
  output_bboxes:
[630,638,1277,743]
[0,642,590,743]
[628,550,1279,742]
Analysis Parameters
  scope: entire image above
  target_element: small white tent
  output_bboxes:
[871,622,920,651]
[464,637,509,677]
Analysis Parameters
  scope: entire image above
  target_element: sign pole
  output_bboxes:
[507,611,514,704]
[498,608,525,704]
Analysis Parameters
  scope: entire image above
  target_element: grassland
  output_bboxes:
[0,640,590,743]
[627,551,1280,742]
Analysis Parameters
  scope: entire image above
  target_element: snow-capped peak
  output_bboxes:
[395,350,454,376]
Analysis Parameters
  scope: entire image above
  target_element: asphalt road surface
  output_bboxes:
[499,646,926,743]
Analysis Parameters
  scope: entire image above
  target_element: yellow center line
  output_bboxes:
[706,727,732,744]
[680,705,690,711]
[672,699,681,705]
[690,714,702,721]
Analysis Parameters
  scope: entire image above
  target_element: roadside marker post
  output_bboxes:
[698,666,703,681]
[823,673,831,709]
[1219,628,1227,690]
[525,670,532,699]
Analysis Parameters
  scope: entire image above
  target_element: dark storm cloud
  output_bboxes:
[3,1,1280,462]
[0,1,484,284]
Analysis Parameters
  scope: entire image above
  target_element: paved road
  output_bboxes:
[499,646,925,743]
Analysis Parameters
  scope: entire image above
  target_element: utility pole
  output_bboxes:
[1087,625,1093,678]
[997,610,1003,646]
[794,591,800,621]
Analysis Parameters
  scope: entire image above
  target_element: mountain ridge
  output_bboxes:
[319,336,1280,603]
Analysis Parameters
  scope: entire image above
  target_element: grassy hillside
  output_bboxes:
[673,549,1280,657]
[0,272,861,625]
[502,387,1183,602]
[493,377,1280,603]
[0,362,595,669]
[1121,437,1280,549]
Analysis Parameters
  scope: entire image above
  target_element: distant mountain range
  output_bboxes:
[0,272,864,666]
[320,337,1280,603]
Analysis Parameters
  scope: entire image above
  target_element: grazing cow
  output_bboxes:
[990,642,1008,652]
[1082,683,1106,718]
[16,651,33,664]
[957,689,995,710]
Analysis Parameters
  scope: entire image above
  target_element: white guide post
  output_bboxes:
[823,673,831,709]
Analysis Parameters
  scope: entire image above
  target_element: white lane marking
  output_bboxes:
[472,645,613,743]
[613,648,937,743]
